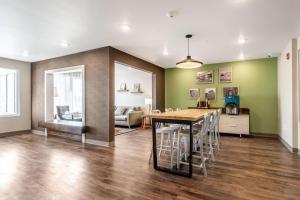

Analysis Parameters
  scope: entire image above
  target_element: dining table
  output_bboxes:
[150,109,217,177]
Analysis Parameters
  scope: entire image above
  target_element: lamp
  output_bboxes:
[145,98,152,114]
[176,34,203,69]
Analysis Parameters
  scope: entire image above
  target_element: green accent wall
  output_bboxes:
[165,58,278,134]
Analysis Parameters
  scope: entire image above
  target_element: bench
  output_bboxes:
[38,120,88,143]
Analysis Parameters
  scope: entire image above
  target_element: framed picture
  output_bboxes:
[132,83,141,92]
[219,67,232,83]
[196,70,213,84]
[205,88,216,101]
[223,87,239,96]
[120,82,127,91]
[189,88,199,100]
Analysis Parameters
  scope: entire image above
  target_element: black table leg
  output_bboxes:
[151,118,197,178]
[189,121,193,178]
[152,120,158,170]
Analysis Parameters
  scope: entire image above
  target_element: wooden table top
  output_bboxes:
[149,109,217,122]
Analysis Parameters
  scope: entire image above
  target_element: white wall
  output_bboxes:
[298,36,300,150]
[0,57,31,134]
[115,62,152,107]
[278,40,293,147]
[278,39,298,149]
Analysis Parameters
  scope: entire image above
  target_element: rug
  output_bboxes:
[115,127,136,136]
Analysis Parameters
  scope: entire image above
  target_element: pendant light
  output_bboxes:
[176,34,203,69]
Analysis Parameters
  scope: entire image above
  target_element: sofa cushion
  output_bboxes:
[133,106,141,111]
[115,115,127,121]
[124,108,134,115]
[115,106,127,116]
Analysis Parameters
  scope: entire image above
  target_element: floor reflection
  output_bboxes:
[0,150,18,189]
[49,151,84,186]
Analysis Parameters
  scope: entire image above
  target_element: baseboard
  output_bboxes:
[31,129,46,136]
[31,129,114,147]
[85,139,115,147]
[278,136,298,153]
[0,130,31,138]
[251,132,278,138]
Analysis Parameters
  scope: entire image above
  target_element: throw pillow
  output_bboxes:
[115,107,127,116]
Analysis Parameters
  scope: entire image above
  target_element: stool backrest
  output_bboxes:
[151,109,161,114]
[199,113,212,138]
[165,108,173,112]
[150,109,162,128]
[209,111,218,130]
[215,109,221,128]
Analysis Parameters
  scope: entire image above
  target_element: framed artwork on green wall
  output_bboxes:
[196,70,213,84]
[205,88,216,101]
[223,87,239,96]
[189,88,199,100]
[219,67,232,83]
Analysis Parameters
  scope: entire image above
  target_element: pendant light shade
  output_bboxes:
[176,34,203,69]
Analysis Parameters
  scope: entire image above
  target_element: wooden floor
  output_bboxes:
[0,130,300,200]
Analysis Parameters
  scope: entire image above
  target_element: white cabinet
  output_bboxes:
[219,114,250,136]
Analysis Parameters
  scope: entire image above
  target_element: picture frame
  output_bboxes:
[205,88,216,101]
[219,67,232,83]
[133,83,141,92]
[120,82,127,91]
[189,88,199,100]
[196,70,213,84]
[223,87,239,96]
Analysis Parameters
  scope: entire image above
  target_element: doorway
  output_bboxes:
[114,62,154,136]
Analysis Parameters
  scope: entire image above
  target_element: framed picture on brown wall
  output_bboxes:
[219,67,232,83]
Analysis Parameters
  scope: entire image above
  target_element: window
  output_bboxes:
[0,68,18,116]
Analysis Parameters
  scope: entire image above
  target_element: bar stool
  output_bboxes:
[148,110,180,168]
[214,109,222,149]
[176,114,211,176]
[165,108,174,112]
[206,111,218,161]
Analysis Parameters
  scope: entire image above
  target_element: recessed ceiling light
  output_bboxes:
[121,24,131,32]
[163,48,169,56]
[238,36,247,44]
[60,40,69,47]
[22,50,29,57]
[239,52,245,60]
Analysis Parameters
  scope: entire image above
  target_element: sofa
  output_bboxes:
[56,105,82,122]
[114,106,143,128]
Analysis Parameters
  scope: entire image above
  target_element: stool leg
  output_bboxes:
[177,134,181,169]
[45,128,48,137]
[200,137,207,176]
[209,131,215,161]
[82,133,86,144]
[158,133,164,157]
[170,131,174,168]
[149,148,152,164]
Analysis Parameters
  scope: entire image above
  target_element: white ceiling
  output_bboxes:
[0,0,300,68]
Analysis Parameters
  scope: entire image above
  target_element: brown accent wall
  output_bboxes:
[108,47,165,142]
[31,47,111,142]
[31,46,165,144]
[109,47,165,109]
